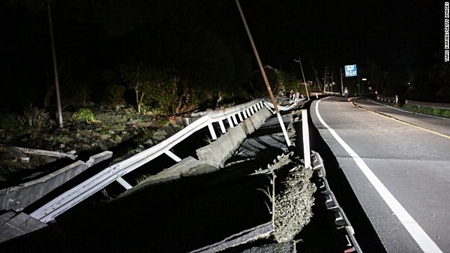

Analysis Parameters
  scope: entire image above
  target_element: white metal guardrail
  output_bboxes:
[30,99,265,223]
[312,151,362,253]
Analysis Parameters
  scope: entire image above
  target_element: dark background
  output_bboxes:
[0,0,447,109]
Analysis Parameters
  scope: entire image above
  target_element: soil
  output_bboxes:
[0,106,184,187]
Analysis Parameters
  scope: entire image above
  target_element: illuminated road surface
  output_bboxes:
[311,96,450,253]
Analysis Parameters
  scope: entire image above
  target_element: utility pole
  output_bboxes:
[340,68,344,96]
[294,57,310,100]
[235,0,291,146]
[331,72,334,92]
[311,62,322,91]
[48,3,63,128]
[323,66,327,93]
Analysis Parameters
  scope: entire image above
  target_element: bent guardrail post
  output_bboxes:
[165,150,182,162]
[116,177,132,190]
[263,102,274,114]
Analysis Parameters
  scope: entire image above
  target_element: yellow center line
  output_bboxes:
[352,101,450,141]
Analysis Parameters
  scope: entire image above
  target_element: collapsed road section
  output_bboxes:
[1,98,370,252]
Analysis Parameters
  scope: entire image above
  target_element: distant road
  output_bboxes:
[311,96,450,253]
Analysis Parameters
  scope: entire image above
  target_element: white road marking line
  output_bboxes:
[315,99,443,253]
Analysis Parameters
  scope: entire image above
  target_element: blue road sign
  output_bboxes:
[344,64,358,77]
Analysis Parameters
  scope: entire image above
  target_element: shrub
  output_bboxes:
[103,84,126,110]
[23,105,52,129]
[72,108,99,124]
[0,113,26,133]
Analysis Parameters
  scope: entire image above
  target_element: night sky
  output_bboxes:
[0,0,445,108]
[235,0,441,76]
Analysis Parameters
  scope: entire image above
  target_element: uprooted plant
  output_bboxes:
[255,151,317,244]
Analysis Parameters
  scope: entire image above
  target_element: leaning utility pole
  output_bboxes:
[311,62,322,91]
[294,57,310,100]
[235,0,291,146]
[48,3,63,128]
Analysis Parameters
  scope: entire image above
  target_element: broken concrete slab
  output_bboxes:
[0,151,113,212]
[0,211,47,244]
[196,107,272,168]
[133,156,218,188]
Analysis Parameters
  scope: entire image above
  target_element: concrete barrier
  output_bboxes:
[129,156,219,192]
[130,107,272,193]
[196,107,272,168]
[0,151,112,212]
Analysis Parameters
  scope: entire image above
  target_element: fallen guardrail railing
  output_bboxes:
[0,151,112,212]
[29,99,266,223]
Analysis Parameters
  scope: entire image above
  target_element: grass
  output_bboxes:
[401,104,450,118]
[378,100,450,118]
